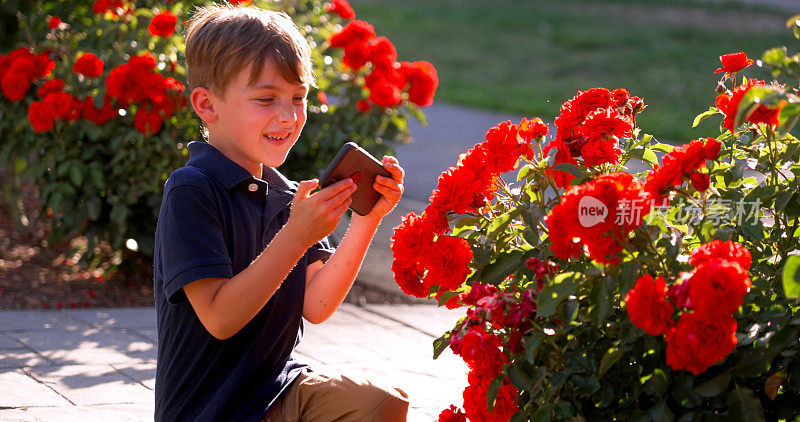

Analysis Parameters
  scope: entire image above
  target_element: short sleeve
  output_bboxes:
[307,235,336,264]
[158,183,233,304]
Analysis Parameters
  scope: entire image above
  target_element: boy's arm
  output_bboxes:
[303,156,405,324]
[183,178,356,340]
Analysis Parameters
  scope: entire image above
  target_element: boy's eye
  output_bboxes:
[293,96,307,103]
[256,98,274,104]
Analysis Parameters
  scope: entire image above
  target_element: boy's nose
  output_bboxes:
[278,104,297,124]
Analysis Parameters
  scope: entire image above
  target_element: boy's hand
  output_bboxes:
[287,178,356,247]
[355,156,405,223]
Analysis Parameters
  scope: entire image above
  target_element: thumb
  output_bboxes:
[294,179,318,201]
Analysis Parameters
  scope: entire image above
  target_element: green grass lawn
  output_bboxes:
[349,0,796,143]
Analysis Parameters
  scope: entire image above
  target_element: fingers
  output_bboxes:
[374,175,404,199]
[315,178,355,201]
[294,179,319,201]
[382,156,405,183]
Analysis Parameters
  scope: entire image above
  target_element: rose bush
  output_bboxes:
[393,20,800,421]
[0,0,437,268]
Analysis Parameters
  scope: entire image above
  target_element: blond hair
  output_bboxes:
[184,4,315,95]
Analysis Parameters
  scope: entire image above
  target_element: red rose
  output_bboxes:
[148,11,177,37]
[368,78,402,107]
[365,37,397,69]
[543,137,579,188]
[33,53,55,79]
[580,138,621,167]
[644,138,721,201]
[581,106,632,140]
[717,79,782,131]
[422,235,473,291]
[687,260,751,318]
[714,51,754,74]
[316,91,328,105]
[391,212,435,259]
[462,371,518,422]
[37,78,64,97]
[28,101,54,132]
[342,39,370,70]
[324,0,355,20]
[356,99,371,112]
[436,405,466,422]
[429,165,487,215]
[459,326,505,375]
[690,240,751,271]
[667,280,692,310]
[42,91,74,119]
[82,96,118,125]
[134,107,162,135]
[665,313,737,375]
[92,0,123,15]
[625,274,675,335]
[689,171,710,191]
[402,61,438,107]
[1,69,32,101]
[575,87,612,116]
[554,98,584,140]
[48,16,62,29]
[484,120,528,173]
[611,88,630,107]
[545,171,650,265]
[518,117,549,141]
[329,20,375,49]
[391,260,427,298]
[73,52,104,78]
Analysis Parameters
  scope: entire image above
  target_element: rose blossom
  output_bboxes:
[148,11,177,37]
[625,275,674,335]
[665,313,737,375]
[324,0,355,20]
[714,51,754,74]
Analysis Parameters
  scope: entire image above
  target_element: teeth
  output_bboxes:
[264,133,288,140]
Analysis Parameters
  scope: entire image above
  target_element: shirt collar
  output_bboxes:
[186,141,256,190]
[186,141,298,195]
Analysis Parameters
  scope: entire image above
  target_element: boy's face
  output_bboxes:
[207,57,308,176]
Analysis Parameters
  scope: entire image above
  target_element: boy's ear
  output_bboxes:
[190,87,218,124]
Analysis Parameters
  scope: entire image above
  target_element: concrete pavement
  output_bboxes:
[0,304,467,421]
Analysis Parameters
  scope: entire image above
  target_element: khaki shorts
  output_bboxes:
[261,367,409,422]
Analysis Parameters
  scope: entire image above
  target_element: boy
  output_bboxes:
[153,5,409,421]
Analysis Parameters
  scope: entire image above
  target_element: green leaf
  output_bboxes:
[782,255,800,298]
[726,384,766,422]
[531,406,552,422]
[551,162,584,179]
[508,364,533,390]
[648,400,674,422]
[69,162,83,187]
[692,108,719,128]
[598,347,626,378]
[643,368,668,396]
[650,143,675,154]
[517,163,536,181]
[589,276,615,327]
[762,46,787,67]
[486,373,505,412]
[437,290,460,307]
[482,250,524,284]
[432,334,450,360]
[777,102,800,132]
[526,334,544,364]
[735,86,781,129]
[487,209,518,241]
[537,272,581,318]
[694,372,732,397]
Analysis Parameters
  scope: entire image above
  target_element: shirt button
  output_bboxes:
[248,183,258,192]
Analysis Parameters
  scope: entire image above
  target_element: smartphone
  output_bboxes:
[319,142,392,216]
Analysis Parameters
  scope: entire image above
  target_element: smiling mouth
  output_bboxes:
[264,132,290,142]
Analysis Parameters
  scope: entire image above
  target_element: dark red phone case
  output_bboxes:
[319,142,392,216]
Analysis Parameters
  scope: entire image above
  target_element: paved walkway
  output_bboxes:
[0,304,466,421]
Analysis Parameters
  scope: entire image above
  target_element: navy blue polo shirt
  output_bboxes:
[153,141,335,422]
